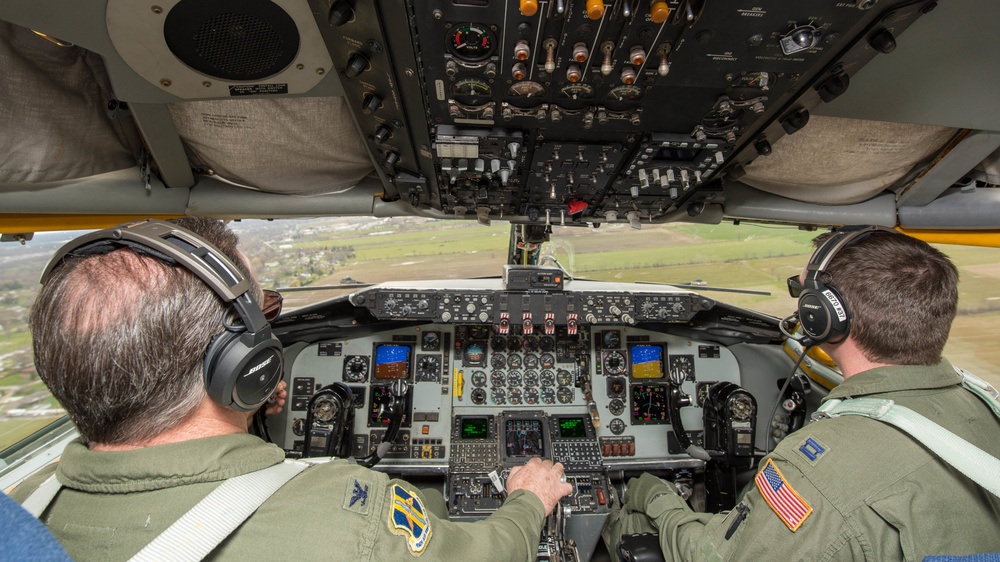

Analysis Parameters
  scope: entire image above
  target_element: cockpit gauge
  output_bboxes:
[604,350,627,376]
[539,352,555,369]
[607,85,643,102]
[523,337,539,352]
[509,388,523,405]
[541,387,556,405]
[416,355,442,381]
[602,330,622,349]
[451,77,493,105]
[471,387,487,405]
[491,353,507,369]
[490,336,507,353]
[490,370,506,387]
[448,24,496,62]
[464,342,487,366]
[539,369,556,388]
[524,387,540,405]
[523,370,539,388]
[292,418,306,436]
[556,369,574,387]
[507,81,545,99]
[559,83,595,100]
[507,370,523,388]
[507,354,523,369]
[421,331,441,351]
[608,398,625,417]
[491,387,507,405]
[557,386,575,404]
[631,385,669,424]
[608,418,626,435]
[506,336,523,352]
[343,355,369,383]
[607,376,626,398]
[669,355,695,384]
[523,353,539,369]
[730,394,755,421]
[539,337,555,352]
[471,370,487,387]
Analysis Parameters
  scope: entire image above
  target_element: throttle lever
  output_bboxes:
[668,383,710,461]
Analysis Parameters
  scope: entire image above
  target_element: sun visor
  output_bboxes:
[0,22,141,186]
[742,116,957,205]
[168,97,375,195]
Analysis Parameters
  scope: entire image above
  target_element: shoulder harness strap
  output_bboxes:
[23,459,315,562]
[814,369,1000,498]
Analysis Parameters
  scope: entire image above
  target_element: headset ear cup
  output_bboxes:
[797,286,850,345]
[204,330,284,411]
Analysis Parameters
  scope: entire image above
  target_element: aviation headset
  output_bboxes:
[796,224,897,345]
[39,219,283,411]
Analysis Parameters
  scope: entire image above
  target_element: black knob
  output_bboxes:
[755,137,772,156]
[328,0,353,26]
[344,53,369,78]
[374,125,393,143]
[384,151,400,167]
[362,93,383,115]
[869,29,897,54]
[817,72,851,103]
[780,108,810,135]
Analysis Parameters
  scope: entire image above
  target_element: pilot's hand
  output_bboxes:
[624,472,676,511]
[506,458,574,515]
[264,380,287,416]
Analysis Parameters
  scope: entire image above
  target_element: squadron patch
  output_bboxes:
[388,484,432,555]
[343,478,372,515]
[755,458,813,532]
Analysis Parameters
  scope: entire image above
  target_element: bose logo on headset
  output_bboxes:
[795,225,896,346]
[40,219,284,411]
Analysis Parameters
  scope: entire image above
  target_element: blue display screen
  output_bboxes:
[374,344,411,379]
[630,344,664,379]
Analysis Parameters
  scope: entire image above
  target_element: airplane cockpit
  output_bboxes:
[2,1,999,560]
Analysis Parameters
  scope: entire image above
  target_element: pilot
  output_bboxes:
[602,226,1000,560]
[12,217,572,561]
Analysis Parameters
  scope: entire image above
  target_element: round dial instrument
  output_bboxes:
[416,355,441,381]
[604,350,627,376]
[523,353,539,369]
[559,83,594,100]
[506,336,523,352]
[607,85,643,102]
[490,371,507,387]
[557,386,574,404]
[343,355,369,382]
[471,387,487,405]
[312,395,339,423]
[491,353,507,369]
[608,418,626,435]
[471,370,487,387]
[523,337,539,352]
[507,81,545,99]
[608,398,625,416]
[539,370,555,388]
[507,354,523,369]
[524,387,539,405]
[539,337,555,352]
[490,336,507,353]
[541,387,556,405]
[448,24,496,62]
[669,355,694,385]
[507,370,523,388]
[523,370,539,388]
[451,77,493,105]
[491,387,507,405]
[556,369,573,387]
[539,353,555,369]
[509,388,523,405]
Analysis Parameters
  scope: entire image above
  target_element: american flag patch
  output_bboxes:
[755,458,813,531]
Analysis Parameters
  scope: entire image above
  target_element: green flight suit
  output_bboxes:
[11,433,546,561]
[603,359,1000,561]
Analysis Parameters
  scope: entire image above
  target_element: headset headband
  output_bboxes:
[805,224,897,279]
[40,218,268,336]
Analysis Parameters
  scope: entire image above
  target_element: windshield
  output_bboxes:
[2,219,999,451]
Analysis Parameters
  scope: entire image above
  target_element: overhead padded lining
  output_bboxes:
[168,96,375,195]
[742,115,958,205]
[974,145,1000,185]
[0,21,141,186]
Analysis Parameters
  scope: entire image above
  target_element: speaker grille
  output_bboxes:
[165,0,300,81]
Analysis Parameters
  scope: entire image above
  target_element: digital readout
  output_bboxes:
[630,344,664,379]
[461,417,489,440]
[374,344,411,379]
[558,417,587,438]
[505,419,544,457]
[631,384,670,424]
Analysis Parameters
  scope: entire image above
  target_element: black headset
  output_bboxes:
[796,224,896,345]
[40,219,283,411]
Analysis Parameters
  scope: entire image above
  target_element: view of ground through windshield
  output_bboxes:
[2,218,998,449]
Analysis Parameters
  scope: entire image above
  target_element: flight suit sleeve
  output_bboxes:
[605,456,865,562]
[372,479,546,561]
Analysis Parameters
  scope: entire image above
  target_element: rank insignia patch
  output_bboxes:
[798,436,828,465]
[343,478,371,515]
[755,458,813,531]
[388,484,432,555]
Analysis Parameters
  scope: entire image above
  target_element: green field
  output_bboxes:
[0,417,62,451]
